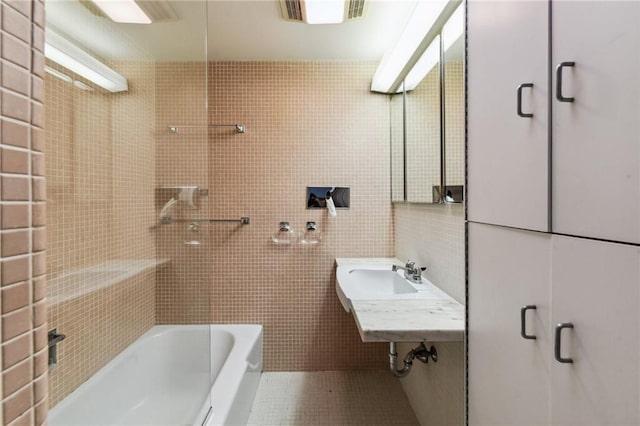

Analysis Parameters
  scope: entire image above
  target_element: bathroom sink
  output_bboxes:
[335,262,451,312]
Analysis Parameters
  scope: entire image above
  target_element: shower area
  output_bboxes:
[42,0,396,423]
[43,1,245,423]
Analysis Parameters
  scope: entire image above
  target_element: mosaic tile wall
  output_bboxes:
[155,61,393,370]
[44,57,157,407]
[154,61,212,324]
[0,1,48,423]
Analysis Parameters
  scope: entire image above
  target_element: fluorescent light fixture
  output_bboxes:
[303,0,345,24]
[44,29,128,93]
[442,3,463,52]
[403,35,440,91]
[371,0,459,93]
[90,0,151,24]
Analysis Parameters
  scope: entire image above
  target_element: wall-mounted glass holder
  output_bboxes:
[272,222,296,244]
[300,221,321,245]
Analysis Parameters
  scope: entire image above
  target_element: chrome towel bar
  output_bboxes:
[161,217,250,225]
[168,124,245,133]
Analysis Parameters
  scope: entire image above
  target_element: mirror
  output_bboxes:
[389,5,465,204]
[405,35,441,203]
[390,85,405,202]
[443,5,465,203]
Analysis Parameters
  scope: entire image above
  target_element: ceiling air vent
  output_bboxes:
[280,0,304,22]
[347,0,366,19]
[279,0,367,23]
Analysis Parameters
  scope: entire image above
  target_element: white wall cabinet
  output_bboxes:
[467,0,549,232]
[550,235,640,424]
[469,222,640,426]
[551,2,640,244]
[468,0,640,244]
[468,223,551,425]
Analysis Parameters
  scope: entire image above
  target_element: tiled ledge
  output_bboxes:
[47,259,169,305]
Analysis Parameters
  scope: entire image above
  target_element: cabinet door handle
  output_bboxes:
[520,305,537,339]
[554,322,574,363]
[517,83,534,118]
[555,62,576,102]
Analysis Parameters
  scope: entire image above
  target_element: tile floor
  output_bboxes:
[247,371,419,426]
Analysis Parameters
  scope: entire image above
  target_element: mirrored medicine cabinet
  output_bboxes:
[390,5,465,204]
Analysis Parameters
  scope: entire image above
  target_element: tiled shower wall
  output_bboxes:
[0,0,48,423]
[45,58,157,406]
[154,62,212,323]
[156,61,394,370]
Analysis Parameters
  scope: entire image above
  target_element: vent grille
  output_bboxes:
[347,0,366,19]
[281,0,303,22]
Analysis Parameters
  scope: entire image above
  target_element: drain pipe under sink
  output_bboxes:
[389,342,438,378]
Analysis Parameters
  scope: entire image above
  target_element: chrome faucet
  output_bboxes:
[392,260,426,284]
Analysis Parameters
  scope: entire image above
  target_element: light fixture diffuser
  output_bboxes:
[44,29,128,93]
[90,0,151,24]
[403,35,440,91]
[302,0,345,24]
[442,3,464,52]
[371,0,461,93]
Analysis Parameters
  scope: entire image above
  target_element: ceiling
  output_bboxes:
[45,0,419,62]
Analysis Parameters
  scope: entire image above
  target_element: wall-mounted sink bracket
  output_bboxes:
[48,329,66,369]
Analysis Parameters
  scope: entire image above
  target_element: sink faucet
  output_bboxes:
[392,260,426,284]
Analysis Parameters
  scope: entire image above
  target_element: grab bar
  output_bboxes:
[168,124,245,133]
[161,217,250,225]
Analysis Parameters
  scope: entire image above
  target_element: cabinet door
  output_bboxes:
[468,223,552,425]
[468,0,549,232]
[551,236,640,424]
[552,2,640,244]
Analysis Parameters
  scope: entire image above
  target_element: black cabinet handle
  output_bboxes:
[554,323,574,363]
[520,305,537,339]
[555,62,576,102]
[517,83,534,118]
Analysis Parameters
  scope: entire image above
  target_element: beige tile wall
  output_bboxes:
[45,57,157,407]
[154,62,213,324]
[394,194,465,425]
[0,1,48,424]
[156,61,393,370]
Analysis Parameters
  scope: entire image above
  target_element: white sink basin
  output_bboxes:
[346,269,417,296]
[336,263,451,312]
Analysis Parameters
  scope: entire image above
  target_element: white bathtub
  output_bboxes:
[48,325,263,426]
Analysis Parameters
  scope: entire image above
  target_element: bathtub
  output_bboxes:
[48,325,263,426]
